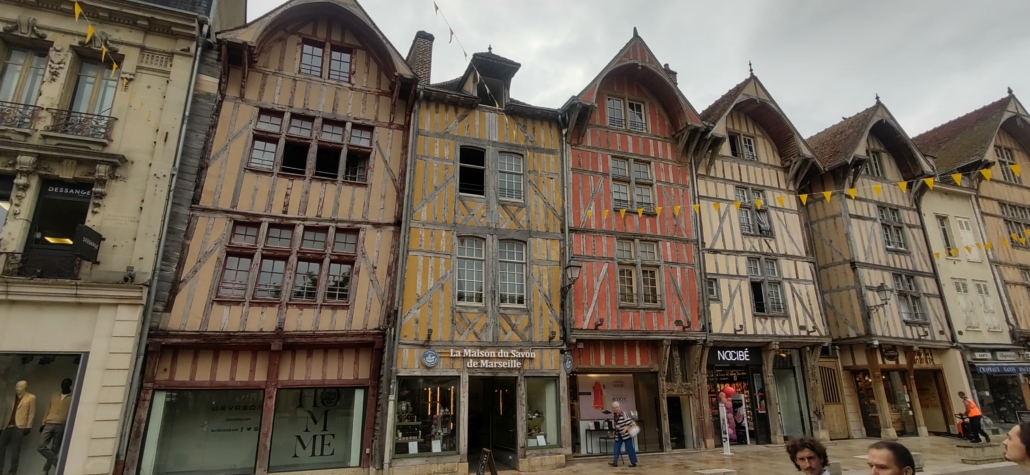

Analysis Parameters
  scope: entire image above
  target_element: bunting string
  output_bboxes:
[73,2,120,75]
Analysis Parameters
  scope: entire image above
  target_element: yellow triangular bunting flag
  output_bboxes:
[111,61,118,74]
[74,2,83,20]
[619,209,626,219]
[1002,239,1009,247]
[637,208,644,217]
[1021,237,1027,246]
[101,46,107,62]
[799,194,809,205]
[86,24,95,43]
[950,248,959,257]
[985,242,993,250]
[603,209,609,219]
[656,207,662,217]
[822,191,832,202]
[713,202,721,212]
[981,169,992,181]
[754,199,763,210]
[1012,164,1022,177]
[734,201,741,210]
[1013,233,1020,241]
[847,188,857,199]
[1025,229,1030,237]
[777,196,784,207]
[951,173,962,185]
[898,181,908,193]
[872,184,882,196]
[923,177,935,190]
[586,210,592,220]
[976,243,982,249]
[965,245,973,254]
[934,252,940,259]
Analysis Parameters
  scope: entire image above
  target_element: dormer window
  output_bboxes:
[476,76,506,108]
[299,38,352,83]
[607,98,624,128]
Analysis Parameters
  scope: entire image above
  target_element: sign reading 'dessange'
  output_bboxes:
[447,349,537,368]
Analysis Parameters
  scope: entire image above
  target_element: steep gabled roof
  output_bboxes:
[807,101,932,179]
[218,0,413,80]
[912,95,1016,173]
[700,74,818,169]
[573,30,702,133]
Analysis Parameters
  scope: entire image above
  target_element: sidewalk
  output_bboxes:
[549,436,1018,475]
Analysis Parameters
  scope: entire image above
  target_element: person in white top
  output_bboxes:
[786,437,831,475]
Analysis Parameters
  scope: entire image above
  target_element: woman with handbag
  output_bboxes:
[608,402,638,467]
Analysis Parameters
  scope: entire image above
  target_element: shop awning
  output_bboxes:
[975,364,1030,375]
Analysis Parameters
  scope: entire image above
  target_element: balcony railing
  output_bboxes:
[0,101,42,129]
[2,252,81,280]
[46,110,116,140]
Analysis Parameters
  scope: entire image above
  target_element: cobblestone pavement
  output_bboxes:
[544,436,1020,475]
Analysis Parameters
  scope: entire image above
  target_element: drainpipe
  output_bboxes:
[560,110,572,347]
[383,88,421,471]
[116,13,210,464]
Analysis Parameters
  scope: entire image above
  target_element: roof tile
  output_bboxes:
[911,97,1009,172]
[806,105,879,168]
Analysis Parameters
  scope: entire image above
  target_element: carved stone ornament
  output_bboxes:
[79,30,119,54]
[91,164,112,214]
[2,15,47,39]
[11,155,38,215]
[45,46,68,83]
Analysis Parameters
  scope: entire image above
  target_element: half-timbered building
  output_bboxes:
[691,73,834,444]
[122,1,417,473]
[562,31,706,453]
[804,100,964,440]
[385,42,567,473]
[913,91,1030,428]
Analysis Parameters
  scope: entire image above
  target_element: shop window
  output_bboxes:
[456,237,485,303]
[267,388,365,472]
[498,241,526,305]
[139,389,262,475]
[17,181,91,279]
[525,378,559,448]
[865,151,885,177]
[736,186,772,236]
[610,157,654,212]
[878,206,907,251]
[498,153,524,201]
[892,273,926,322]
[0,176,12,237]
[394,377,458,457]
[458,147,486,196]
[748,257,785,315]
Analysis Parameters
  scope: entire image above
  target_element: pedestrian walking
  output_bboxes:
[867,441,915,475]
[959,391,991,443]
[607,401,637,467]
[785,437,831,475]
[1002,422,1030,471]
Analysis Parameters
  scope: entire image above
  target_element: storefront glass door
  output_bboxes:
[853,370,918,438]
[972,372,1024,428]
[468,377,517,470]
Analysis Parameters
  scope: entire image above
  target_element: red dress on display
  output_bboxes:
[593,381,604,410]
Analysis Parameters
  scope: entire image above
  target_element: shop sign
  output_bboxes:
[421,349,440,368]
[881,346,900,363]
[912,348,935,366]
[712,347,755,364]
[971,351,993,360]
[41,182,93,201]
[445,348,537,368]
[1024,351,1030,361]
[997,351,1019,361]
[976,364,1030,375]
[72,224,103,263]
[562,353,573,373]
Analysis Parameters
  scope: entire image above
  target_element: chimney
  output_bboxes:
[406,31,435,83]
[663,63,678,85]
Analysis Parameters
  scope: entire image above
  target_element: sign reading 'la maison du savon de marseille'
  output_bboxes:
[447,349,538,368]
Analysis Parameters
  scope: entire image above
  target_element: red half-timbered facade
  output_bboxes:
[562,30,707,453]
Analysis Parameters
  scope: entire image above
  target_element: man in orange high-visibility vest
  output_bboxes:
[960,391,991,443]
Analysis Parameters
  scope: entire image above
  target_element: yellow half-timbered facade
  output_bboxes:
[385,47,567,474]
[124,1,417,474]
[804,100,965,441]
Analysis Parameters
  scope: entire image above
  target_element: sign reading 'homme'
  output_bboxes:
[447,349,537,368]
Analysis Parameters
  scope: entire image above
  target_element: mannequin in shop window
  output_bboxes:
[0,381,36,475]
[38,379,73,475]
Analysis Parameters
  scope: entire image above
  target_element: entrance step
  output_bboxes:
[912,452,924,472]
[955,442,1004,465]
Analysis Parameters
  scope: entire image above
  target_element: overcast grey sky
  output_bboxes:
[247,0,1030,138]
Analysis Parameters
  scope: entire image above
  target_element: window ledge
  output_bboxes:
[902,319,931,327]
[886,248,912,255]
[742,232,775,238]
[37,130,110,151]
[753,313,789,318]
[498,198,525,205]
[618,304,664,310]
[0,125,34,142]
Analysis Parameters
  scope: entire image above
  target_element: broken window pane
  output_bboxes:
[458,147,485,195]
[315,146,340,179]
[343,151,368,183]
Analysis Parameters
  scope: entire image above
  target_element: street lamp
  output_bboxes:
[564,260,582,287]
[559,260,583,347]
[869,282,893,313]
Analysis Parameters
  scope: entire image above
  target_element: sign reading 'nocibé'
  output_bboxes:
[712,347,755,364]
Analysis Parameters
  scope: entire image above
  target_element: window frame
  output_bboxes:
[936,215,957,255]
[615,238,663,308]
[627,101,647,133]
[610,156,655,213]
[865,150,885,178]
[298,36,354,84]
[706,278,720,301]
[69,58,119,116]
[747,256,786,316]
[878,206,908,251]
[498,152,525,202]
[1001,202,1030,247]
[727,133,758,161]
[735,186,773,236]
[996,146,1022,184]
[892,273,927,323]
[457,146,487,197]
[498,240,526,306]
[606,95,649,134]
[456,237,486,305]
[0,46,47,108]
[606,97,625,129]
[247,109,372,184]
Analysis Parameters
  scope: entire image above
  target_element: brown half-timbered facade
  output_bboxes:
[691,74,833,444]
[913,91,1030,428]
[563,31,706,453]
[385,42,566,474]
[804,100,963,440]
[123,1,417,474]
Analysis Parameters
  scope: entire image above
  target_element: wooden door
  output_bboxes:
[819,360,850,439]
